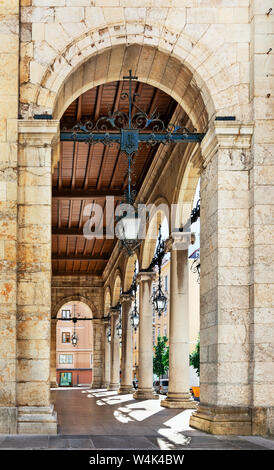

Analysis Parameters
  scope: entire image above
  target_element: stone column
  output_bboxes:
[133,272,158,400]
[119,294,134,394]
[0,0,19,434]
[16,120,59,434]
[101,321,110,388]
[190,121,254,435]
[108,310,120,391]
[249,4,274,436]
[162,234,197,409]
[91,319,104,389]
[50,318,58,388]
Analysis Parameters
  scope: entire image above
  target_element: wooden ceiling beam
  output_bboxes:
[93,84,103,123]
[76,95,82,122]
[52,227,108,237]
[52,189,124,199]
[52,255,109,261]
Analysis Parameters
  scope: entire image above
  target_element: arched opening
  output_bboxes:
[55,301,93,388]
[48,41,210,431]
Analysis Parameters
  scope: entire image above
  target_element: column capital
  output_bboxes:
[109,307,120,318]
[166,232,195,251]
[120,293,134,303]
[137,271,156,283]
[18,119,60,146]
[201,121,254,168]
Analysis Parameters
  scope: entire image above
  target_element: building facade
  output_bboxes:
[0,1,273,436]
[55,301,93,387]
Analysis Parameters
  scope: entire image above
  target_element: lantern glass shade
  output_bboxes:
[71,334,78,346]
[131,310,139,329]
[106,325,111,342]
[116,322,122,338]
[120,215,141,240]
[153,292,167,314]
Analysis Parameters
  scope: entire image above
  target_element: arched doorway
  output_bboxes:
[15,38,256,436]
[55,301,93,388]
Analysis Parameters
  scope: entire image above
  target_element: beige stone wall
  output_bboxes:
[0,0,19,433]
[0,0,273,435]
[19,0,252,124]
[249,1,274,434]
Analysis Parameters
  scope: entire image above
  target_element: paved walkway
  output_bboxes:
[0,388,273,450]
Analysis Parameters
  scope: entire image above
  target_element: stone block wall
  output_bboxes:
[0,0,19,433]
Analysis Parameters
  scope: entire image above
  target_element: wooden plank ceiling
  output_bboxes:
[52,80,179,276]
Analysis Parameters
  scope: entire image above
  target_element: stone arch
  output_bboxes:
[52,294,96,319]
[171,143,202,229]
[51,43,210,132]
[123,253,139,293]
[24,17,250,125]
[140,199,170,270]
[25,18,224,124]
[112,269,122,307]
[104,286,112,316]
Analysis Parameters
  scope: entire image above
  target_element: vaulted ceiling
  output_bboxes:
[52,80,181,276]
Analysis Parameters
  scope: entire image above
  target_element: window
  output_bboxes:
[90,354,93,367]
[59,354,73,364]
[157,327,161,339]
[152,309,156,324]
[164,325,167,337]
[62,332,70,343]
[62,309,71,319]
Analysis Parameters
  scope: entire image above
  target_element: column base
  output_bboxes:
[118,385,134,394]
[17,405,57,435]
[161,393,198,409]
[189,404,252,435]
[133,388,159,400]
[91,382,104,389]
[50,381,58,388]
[100,383,109,389]
[108,383,120,391]
[0,407,17,434]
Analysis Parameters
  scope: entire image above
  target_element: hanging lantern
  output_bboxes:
[106,313,112,343]
[130,261,139,331]
[116,204,142,257]
[152,289,167,316]
[71,307,78,347]
[116,320,122,338]
[71,333,78,347]
[107,328,111,343]
[151,225,167,316]
[131,307,139,331]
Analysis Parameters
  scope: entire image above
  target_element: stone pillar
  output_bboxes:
[249,3,274,436]
[161,234,197,409]
[101,321,110,388]
[91,319,104,389]
[119,294,134,394]
[16,120,59,434]
[190,121,254,435]
[0,0,19,434]
[108,310,120,391]
[50,318,58,388]
[133,272,158,400]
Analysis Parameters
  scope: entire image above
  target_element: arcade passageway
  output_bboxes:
[0,389,273,450]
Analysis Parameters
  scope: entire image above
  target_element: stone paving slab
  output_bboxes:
[0,390,273,450]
